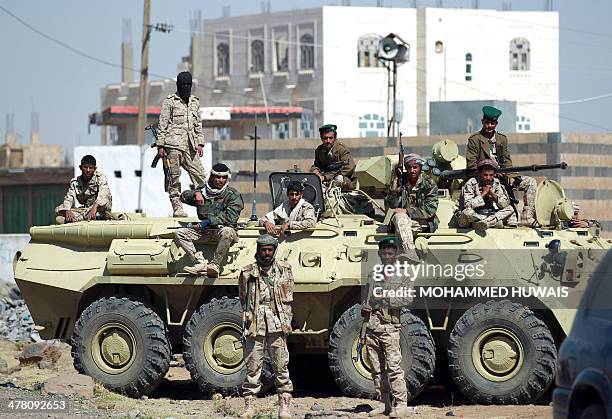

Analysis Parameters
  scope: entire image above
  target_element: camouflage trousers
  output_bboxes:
[366,323,408,404]
[243,332,293,397]
[55,204,112,224]
[517,175,537,212]
[391,213,423,258]
[174,226,238,267]
[166,147,207,199]
[458,207,516,228]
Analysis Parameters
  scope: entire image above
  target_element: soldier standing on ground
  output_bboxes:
[174,163,243,278]
[466,106,537,225]
[361,237,413,418]
[458,159,516,230]
[239,234,294,419]
[55,155,113,224]
[310,124,357,190]
[385,154,439,262]
[260,180,317,237]
[156,71,207,217]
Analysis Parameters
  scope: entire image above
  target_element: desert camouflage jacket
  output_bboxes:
[156,94,204,152]
[385,173,439,229]
[239,260,294,336]
[181,187,244,228]
[56,170,112,212]
[459,177,510,211]
[362,268,414,329]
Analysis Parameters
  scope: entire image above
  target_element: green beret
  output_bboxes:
[482,106,502,121]
[257,234,278,247]
[378,237,398,249]
[318,124,337,134]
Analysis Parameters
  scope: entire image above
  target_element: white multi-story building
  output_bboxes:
[93,6,559,142]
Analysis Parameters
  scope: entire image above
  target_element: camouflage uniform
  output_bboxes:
[385,174,439,258]
[173,187,243,271]
[458,177,516,228]
[362,270,413,407]
[466,131,537,222]
[239,260,294,398]
[157,93,207,213]
[311,140,357,190]
[259,198,317,230]
[55,170,112,223]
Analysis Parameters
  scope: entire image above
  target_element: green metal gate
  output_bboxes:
[32,185,65,227]
[2,186,27,233]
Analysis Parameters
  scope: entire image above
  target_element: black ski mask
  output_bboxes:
[176,71,192,102]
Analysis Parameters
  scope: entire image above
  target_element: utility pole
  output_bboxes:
[137,0,151,145]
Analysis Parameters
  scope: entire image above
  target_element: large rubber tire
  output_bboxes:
[577,402,607,419]
[183,297,273,397]
[448,300,557,404]
[328,304,436,399]
[71,297,171,398]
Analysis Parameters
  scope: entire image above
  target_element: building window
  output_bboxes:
[358,113,385,137]
[300,34,314,70]
[299,101,315,138]
[465,53,472,81]
[516,115,532,132]
[215,127,230,141]
[357,34,382,68]
[250,39,264,73]
[216,33,230,76]
[509,38,530,71]
[273,27,289,72]
[274,122,289,139]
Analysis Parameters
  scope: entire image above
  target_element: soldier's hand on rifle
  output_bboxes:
[277,223,289,238]
[263,221,277,236]
[64,210,74,223]
[86,203,98,221]
[157,146,166,158]
[195,191,204,205]
[196,219,211,231]
[361,304,372,318]
[197,145,204,157]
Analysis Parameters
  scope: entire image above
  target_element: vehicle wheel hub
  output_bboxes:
[213,333,242,367]
[472,328,524,382]
[101,330,132,368]
[92,323,136,374]
[481,336,517,374]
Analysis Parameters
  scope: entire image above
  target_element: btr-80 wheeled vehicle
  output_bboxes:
[13,140,611,404]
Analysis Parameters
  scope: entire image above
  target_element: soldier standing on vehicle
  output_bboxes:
[156,71,207,217]
[385,154,439,262]
[458,159,516,230]
[361,237,413,418]
[239,234,294,419]
[174,163,243,277]
[310,124,356,190]
[55,155,113,224]
[260,180,317,237]
[466,106,537,225]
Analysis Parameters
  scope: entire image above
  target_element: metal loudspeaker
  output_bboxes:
[377,33,409,63]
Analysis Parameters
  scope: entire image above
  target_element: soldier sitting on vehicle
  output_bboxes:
[260,180,317,237]
[458,159,516,230]
[385,153,439,262]
[55,154,113,224]
[174,163,244,278]
[240,234,294,419]
[360,237,413,418]
[310,124,357,191]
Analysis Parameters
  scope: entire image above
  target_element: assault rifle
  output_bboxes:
[320,160,348,175]
[354,281,371,362]
[147,124,172,192]
[440,162,568,180]
[497,145,518,205]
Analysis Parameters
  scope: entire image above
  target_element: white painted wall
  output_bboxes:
[0,234,30,283]
[74,145,212,217]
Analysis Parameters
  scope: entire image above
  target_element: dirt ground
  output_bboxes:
[0,339,552,418]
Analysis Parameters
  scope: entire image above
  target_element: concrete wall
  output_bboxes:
[0,234,29,283]
[429,100,517,135]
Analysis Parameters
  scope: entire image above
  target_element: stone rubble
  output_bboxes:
[0,283,41,342]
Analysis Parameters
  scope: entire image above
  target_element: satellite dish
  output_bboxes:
[377,34,409,63]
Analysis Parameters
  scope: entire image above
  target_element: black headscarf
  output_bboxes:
[176,71,192,102]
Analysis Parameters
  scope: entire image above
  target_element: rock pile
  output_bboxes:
[0,283,40,342]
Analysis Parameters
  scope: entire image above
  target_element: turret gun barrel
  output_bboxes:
[440,162,568,180]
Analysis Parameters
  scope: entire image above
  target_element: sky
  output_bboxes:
[1,0,611,159]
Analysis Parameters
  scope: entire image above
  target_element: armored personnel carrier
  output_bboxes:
[13,140,611,404]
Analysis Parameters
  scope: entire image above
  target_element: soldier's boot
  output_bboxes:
[184,252,207,275]
[369,392,392,416]
[520,207,536,227]
[473,220,489,231]
[506,212,519,227]
[206,263,220,278]
[170,197,188,218]
[278,394,291,419]
[55,215,66,224]
[241,396,255,418]
[390,404,412,419]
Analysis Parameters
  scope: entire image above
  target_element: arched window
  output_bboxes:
[250,39,264,73]
[509,38,530,71]
[357,35,382,68]
[358,113,385,137]
[465,52,473,81]
[217,42,230,76]
[300,34,315,69]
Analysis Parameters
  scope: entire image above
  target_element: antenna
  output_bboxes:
[249,125,258,221]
